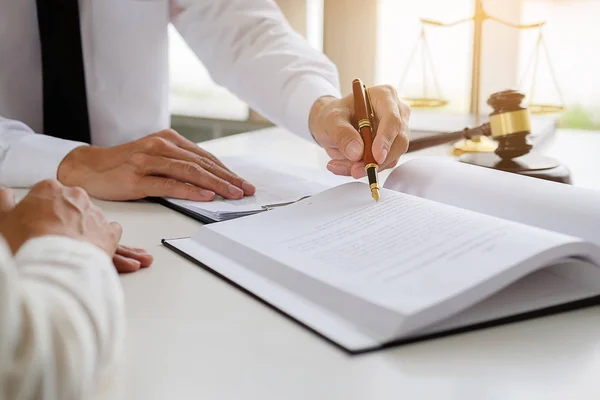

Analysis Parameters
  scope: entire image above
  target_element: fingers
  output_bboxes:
[154,129,232,172]
[325,148,345,161]
[331,121,364,162]
[325,148,367,178]
[134,130,256,198]
[114,243,154,274]
[153,143,255,196]
[118,245,147,253]
[371,115,399,164]
[326,159,352,176]
[371,86,410,166]
[350,162,367,179]
[314,100,365,162]
[132,154,247,200]
[327,160,367,179]
[381,130,409,170]
[0,187,15,216]
[113,254,142,273]
[116,245,153,267]
[326,145,365,178]
[313,86,410,179]
[135,176,217,201]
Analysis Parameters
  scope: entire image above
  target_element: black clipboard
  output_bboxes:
[149,197,218,224]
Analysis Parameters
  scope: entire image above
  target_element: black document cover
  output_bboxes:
[150,197,217,224]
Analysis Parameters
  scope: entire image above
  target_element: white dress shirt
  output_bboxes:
[0,235,124,400]
[0,0,341,187]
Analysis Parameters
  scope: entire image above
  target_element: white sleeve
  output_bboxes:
[171,0,342,141]
[0,235,125,400]
[0,116,86,188]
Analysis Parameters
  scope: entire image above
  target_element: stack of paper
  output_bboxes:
[162,157,350,222]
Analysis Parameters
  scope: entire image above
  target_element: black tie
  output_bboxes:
[36,0,91,143]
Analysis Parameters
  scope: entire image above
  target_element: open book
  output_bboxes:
[162,158,600,354]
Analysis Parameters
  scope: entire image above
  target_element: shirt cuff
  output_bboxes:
[15,235,112,269]
[0,236,14,265]
[283,75,341,144]
[0,133,86,188]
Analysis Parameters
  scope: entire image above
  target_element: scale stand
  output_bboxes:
[397,0,566,156]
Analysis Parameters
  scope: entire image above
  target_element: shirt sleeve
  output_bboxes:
[0,116,86,188]
[0,235,125,400]
[171,0,342,142]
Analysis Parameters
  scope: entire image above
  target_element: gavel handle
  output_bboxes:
[407,123,491,153]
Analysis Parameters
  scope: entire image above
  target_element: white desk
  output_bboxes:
[100,128,600,400]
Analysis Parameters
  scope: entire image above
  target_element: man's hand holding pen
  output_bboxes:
[308,84,411,179]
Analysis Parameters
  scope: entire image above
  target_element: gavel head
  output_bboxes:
[487,90,533,160]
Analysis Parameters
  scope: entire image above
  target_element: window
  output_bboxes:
[377,0,474,112]
[168,0,323,123]
[520,0,600,130]
[377,0,600,130]
[168,0,599,130]
[168,25,249,121]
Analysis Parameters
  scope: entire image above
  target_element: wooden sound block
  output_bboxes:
[459,153,572,184]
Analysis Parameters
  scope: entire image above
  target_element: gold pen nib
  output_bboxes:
[366,164,380,202]
[371,187,380,202]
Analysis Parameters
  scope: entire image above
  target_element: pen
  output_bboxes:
[352,78,380,202]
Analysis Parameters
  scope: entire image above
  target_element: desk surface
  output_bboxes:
[101,128,600,400]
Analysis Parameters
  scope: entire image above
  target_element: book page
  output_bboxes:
[418,259,600,336]
[163,237,388,352]
[384,158,600,246]
[196,183,591,331]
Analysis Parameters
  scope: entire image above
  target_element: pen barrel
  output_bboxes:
[352,79,377,166]
[360,125,377,165]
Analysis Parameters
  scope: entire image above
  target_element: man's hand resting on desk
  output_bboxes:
[57,129,256,202]
[0,183,153,273]
[309,85,411,178]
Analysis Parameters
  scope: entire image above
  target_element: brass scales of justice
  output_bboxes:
[400,0,570,183]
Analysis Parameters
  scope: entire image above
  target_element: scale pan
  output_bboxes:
[528,104,565,114]
[403,97,448,108]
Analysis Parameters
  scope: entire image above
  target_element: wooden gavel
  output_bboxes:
[407,90,533,160]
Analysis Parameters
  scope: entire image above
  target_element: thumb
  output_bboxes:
[330,120,364,162]
[0,187,16,217]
